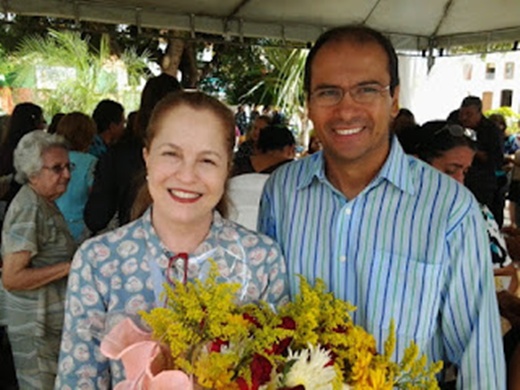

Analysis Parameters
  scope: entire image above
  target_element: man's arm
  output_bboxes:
[442,204,506,389]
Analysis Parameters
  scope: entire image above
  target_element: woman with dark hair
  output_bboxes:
[0,103,46,177]
[84,74,182,234]
[55,91,289,389]
[415,120,516,277]
[415,120,520,388]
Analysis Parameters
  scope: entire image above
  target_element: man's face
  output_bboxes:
[459,106,481,129]
[307,39,399,172]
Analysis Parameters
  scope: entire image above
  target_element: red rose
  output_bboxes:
[268,316,296,355]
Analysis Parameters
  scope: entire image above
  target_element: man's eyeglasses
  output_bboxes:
[42,162,75,175]
[310,83,390,106]
[434,124,477,142]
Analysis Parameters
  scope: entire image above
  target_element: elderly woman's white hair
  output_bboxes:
[13,130,68,184]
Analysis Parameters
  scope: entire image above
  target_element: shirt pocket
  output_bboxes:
[363,250,444,341]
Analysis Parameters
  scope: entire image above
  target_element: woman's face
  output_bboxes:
[430,146,476,184]
[144,105,230,229]
[29,146,71,200]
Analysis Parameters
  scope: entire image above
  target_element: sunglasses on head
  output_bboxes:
[433,124,477,142]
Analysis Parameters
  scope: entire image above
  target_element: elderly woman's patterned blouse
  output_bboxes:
[55,208,289,389]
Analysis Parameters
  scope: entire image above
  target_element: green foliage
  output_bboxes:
[11,29,148,117]
[485,106,520,133]
[198,42,270,105]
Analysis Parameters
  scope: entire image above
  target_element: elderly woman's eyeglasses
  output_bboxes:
[42,162,75,175]
[310,83,390,106]
[434,124,477,142]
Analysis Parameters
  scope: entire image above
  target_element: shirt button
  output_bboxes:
[339,255,347,262]
[344,208,352,215]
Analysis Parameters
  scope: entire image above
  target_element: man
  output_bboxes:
[457,96,505,225]
[258,25,505,388]
[89,99,126,158]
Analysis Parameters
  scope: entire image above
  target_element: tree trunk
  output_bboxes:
[179,41,199,88]
[161,31,187,78]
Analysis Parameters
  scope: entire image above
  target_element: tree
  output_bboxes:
[11,29,148,116]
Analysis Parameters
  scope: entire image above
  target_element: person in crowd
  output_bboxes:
[55,91,290,389]
[453,96,504,225]
[229,125,296,229]
[47,113,65,135]
[55,112,98,243]
[507,149,520,228]
[88,99,125,158]
[391,107,416,135]
[300,129,323,158]
[232,124,296,176]
[0,103,46,177]
[84,74,181,234]
[1,131,76,389]
[413,120,518,294]
[257,25,505,388]
[235,104,249,136]
[233,115,271,163]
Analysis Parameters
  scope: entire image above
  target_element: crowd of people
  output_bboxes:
[0,23,518,390]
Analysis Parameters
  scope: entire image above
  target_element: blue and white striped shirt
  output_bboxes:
[258,138,505,389]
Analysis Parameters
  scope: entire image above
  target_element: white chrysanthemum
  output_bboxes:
[283,344,337,390]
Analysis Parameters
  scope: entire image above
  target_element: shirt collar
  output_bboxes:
[297,136,415,196]
[140,207,226,260]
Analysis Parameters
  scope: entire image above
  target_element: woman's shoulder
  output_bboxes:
[219,216,280,248]
[78,216,147,253]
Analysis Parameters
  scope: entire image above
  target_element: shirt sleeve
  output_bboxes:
[55,244,112,390]
[442,203,506,389]
[1,199,39,257]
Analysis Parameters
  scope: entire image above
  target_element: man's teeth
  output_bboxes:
[169,190,200,199]
[336,127,362,135]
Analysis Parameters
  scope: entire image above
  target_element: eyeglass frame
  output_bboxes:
[433,124,477,142]
[309,83,391,106]
[41,162,76,175]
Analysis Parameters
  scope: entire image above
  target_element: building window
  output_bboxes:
[485,63,496,80]
[463,63,473,80]
[505,62,515,79]
[501,90,513,107]
[482,92,493,111]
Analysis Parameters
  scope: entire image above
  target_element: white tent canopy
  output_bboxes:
[8,0,520,51]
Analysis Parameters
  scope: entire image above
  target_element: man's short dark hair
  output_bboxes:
[257,125,295,153]
[92,99,124,134]
[461,96,482,111]
[304,25,400,97]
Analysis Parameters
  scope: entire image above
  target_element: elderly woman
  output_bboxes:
[1,130,76,389]
[55,91,289,389]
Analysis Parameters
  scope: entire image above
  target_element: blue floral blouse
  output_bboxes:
[55,208,289,389]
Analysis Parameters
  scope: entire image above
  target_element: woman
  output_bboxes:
[0,102,46,177]
[415,120,518,288]
[1,130,76,389]
[55,112,98,243]
[414,120,520,388]
[55,91,290,389]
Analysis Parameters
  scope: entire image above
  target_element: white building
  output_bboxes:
[399,51,520,125]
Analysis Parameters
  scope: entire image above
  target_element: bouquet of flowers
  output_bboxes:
[101,264,442,389]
